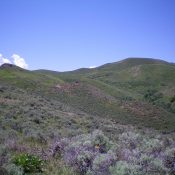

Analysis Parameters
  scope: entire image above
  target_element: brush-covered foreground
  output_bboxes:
[1,126,175,175]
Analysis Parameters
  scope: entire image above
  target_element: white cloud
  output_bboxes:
[12,54,28,69]
[89,66,97,69]
[0,53,11,65]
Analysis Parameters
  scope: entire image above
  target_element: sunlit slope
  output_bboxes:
[0,58,175,130]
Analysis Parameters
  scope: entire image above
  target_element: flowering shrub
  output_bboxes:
[118,131,141,150]
[50,130,116,174]
[109,161,142,175]
[164,148,175,173]
[76,150,94,174]
[48,129,175,175]
[91,130,112,153]
[13,153,44,173]
[49,138,69,158]
[91,151,116,175]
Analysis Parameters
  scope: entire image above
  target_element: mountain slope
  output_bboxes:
[0,58,175,131]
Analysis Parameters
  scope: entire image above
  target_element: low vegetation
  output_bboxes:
[0,58,175,174]
[13,153,44,173]
[1,127,175,174]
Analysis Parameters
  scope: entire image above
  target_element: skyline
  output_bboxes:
[0,55,174,71]
[1,0,175,71]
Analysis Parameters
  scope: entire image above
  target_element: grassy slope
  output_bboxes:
[55,58,175,130]
[0,58,175,131]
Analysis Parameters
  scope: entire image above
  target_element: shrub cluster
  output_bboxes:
[13,153,44,173]
[50,129,175,175]
[50,130,117,174]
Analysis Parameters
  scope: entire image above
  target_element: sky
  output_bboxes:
[0,0,175,71]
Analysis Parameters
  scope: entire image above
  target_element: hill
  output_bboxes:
[35,57,175,130]
[1,58,175,130]
[0,58,175,174]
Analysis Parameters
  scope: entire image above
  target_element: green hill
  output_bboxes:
[1,58,175,174]
[1,58,175,131]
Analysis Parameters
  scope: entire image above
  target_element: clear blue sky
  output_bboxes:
[0,0,175,71]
